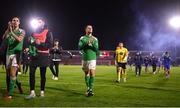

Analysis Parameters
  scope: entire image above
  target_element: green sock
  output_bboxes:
[89,76,95,90]
[85,76,90,89]
[8,79,16,96]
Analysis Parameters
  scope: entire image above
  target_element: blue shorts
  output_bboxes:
[164,64,170,70]
[145,63,149,67]
[157,63,161,68]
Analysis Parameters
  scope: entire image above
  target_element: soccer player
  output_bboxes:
[49,39,63,80]
[115,42,128,82]
[162,52,171,78]
[134,52,143,77]
[151,55,158,74]
[78,25,99,97]
[144,56,150,73]
[25,18,53,99]
[2,17,25,99]
[157,57,162,73]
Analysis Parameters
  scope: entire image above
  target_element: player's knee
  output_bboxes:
[84,71,90,76]
[90,69,95,76]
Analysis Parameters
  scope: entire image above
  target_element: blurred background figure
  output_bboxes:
[22,48,30,74]
[151,55,158,74]
[162,52,171,78]
[49,39,63,80]
[144,56,150,73]
[127,56,133,71]
[134,52,143,77]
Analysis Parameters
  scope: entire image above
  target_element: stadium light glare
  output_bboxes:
[169,16,180,29]
[30,18,39,29]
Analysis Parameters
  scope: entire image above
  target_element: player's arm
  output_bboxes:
[2,22,12,40]
[10,29,25,42]
[2,29,9,40]
[91,38,99,52]
[78,37,86,50]
[141,56,144,64]
[115,50,118,65]
[122,49,128,60]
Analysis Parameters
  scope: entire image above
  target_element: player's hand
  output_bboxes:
[115,61,117,66]
[88,40,92,46]
[88,37,94,46]
[25,48,29,52]
[123,56,128,61]
[8,21,12,32]
[35,39,41,45]
[54,46,58,49]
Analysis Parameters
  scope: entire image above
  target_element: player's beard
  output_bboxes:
[87,31,92,35]
[12,24,19,30]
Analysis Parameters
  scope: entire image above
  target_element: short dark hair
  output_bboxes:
[12,16,20,21]
[85,25,92,29]
[37,17,45,21]
[119,42,123,44]
[54,39,59,42]
[37,17,46,24]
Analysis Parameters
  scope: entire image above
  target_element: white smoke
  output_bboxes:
[129,0,180,52]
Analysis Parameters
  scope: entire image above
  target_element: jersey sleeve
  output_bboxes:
[20,29,26,37]
[78,36,85,50]
[125,48,128,55]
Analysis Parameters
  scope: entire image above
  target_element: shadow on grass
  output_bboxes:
[22,84,84,96]
[46,86,83,96]
[121,85,180,92]
[0,88,7,97]
[0,71,6,74]
[153,77,169,87]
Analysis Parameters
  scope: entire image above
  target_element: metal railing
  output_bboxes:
[60,50,174,65]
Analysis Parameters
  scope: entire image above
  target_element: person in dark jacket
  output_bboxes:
[22,48,30,74]
[25,17,53,99]
[127,56,133,71]
[49,39,62,80]
[151,55,158,74]
[134,52,143,77]
[144,56,150,73]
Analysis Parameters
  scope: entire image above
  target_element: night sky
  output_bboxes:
[0,0,180,50]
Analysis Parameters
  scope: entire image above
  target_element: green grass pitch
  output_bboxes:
[0,65,180,107]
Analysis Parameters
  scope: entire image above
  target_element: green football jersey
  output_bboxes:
[6,29,25,55]
[78,35,99,61]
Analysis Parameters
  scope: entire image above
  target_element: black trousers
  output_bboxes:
[30,66,47,91]
[152,65,157,72]
[49,61,59,77]
[23,64,29,74]
[135,65,142,76]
